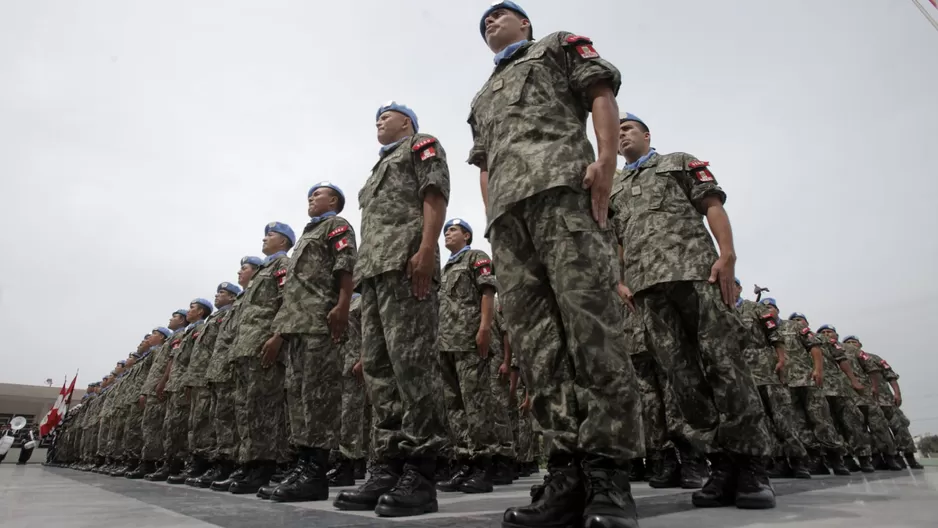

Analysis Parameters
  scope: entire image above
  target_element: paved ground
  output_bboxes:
[1,465,937,527]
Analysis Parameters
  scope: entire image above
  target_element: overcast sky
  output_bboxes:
[2,1,937,433]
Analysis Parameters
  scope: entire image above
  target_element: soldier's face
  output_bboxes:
[484,9,529,52]
[308,188,334,218]
[262,232,289,255]
[186,303,201,323]
[215,290,235,308]
[169,313,186,328]
[618,122,650,158]
[150,332,166,347]
[376,111,411,145]
[820,329,836,340]
[238,264,257,288]
[793,316,807,326]
[767,306,779,318]
[444,225,469,251]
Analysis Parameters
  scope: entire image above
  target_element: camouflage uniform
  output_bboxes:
[871,355,916,453]
[339,295,370,460]
[229,252,291,463]
[140,330,184,462]
[356,132,449,461]
[439,247,513,461]
[205,301,241,462]
[843,344,897,456]
[737,300,807,460]
[105,369,134,460]
[817,337,871,457]
[468,32,643,462]
[271,214,357,450]
[163,323,202,461]
[611,150,769,457]
[185,309,231,459]
[779,321,844,454]
[489,307,516,458]
[122,347,156,460]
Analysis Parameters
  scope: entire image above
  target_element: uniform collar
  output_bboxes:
[264,251,288,264]
[306,211,337,231]
[184,319,205,332]
[447,245,471,264]
[379,136,411,157]
[624,148,657,171]
[494,40,529,65]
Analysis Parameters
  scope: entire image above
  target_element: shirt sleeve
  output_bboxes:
[756,306,781,345]
[671,153,727,215]
[411,134,451,203]
[469,251,498,292]
[797,325,822,350]
[326,220,358,276]
[467,113,487,169]
[557,32,622,106]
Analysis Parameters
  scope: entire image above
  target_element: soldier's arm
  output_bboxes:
[466,114,489,214]
[412,136,449,255]
[837,358,863,390]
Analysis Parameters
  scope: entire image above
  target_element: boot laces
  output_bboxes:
[389,467,420,493]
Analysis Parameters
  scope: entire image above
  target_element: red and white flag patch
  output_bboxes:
[334,238,349,251]
[689,161,714,182]
[412,138,435,151]
[274,268,287,287]
[859,351,870,361]
[478,266,492,276]
[473,259,492,269]
[420,146,437,161]
[576,45,599,59]
[328,225,348,238]
[881,360,891,369]
[566,35,593,44]
[172,340,181,350]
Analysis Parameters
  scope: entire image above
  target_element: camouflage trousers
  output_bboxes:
[84,424,99,460]
[162,390,191,460]
[439,351,514,460]
[631,352,685,452]
[882,406,915,452]
[122,403,145,460]
[491,364,516,458]
[188,386,214,459]
[105,406,127,458]
[513,381,536,463]
[233,356,287,463]
[826,395,871,457]
[361,271,447,461]
[757,384,808,459]
[489,187,644,461]
[95,411,112,457]
[141,396,167,461]
[210,381,239,461]
[789,386,844,454]
[284,333,341,450]
[858,404,897,456]
[634,280,771,457]
[339,369,371,460]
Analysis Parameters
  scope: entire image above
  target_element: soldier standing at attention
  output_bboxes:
[329,291,369,486]
[469,3,644,527]
[436,218,514,494]
[225,222,295,494]
[333,101,448,518]
[259,182,357,503]
[614,110,774,510]
[860,346,924,470]
[122,328,170,478]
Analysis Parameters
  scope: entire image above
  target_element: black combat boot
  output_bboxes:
[433,457,453,483]
[580,456,639,528]
[271,447,331,502]
[843,455,861,473]
[872,454,888,471]
[856,455,875,473]
[680,451,707,489]
[826,452,850,476]
[333,459,403,511]
[528,460,540,474]
[110,459,135,477]
[628,458,645,482]
[492,455,515,485]
[502,455,585,528]
[459,457,494,494]
[189,461,218,487]
[692,453,736,508]
[904,452,924,470]
[811,452,832,475]
[145,459,176,482]
[230,460,276,494]
[353,458,366,480]
[211,463,247,491]
[168,456,203,485]
[734,456,776,510]
[648,449,681,489]
[375,458,438,517]
[126,460,155,479]
[768,457,792,479]
[259,457,304,500]
[328,456,356,487]
[436,459,472,492]
[884,454,904,471]
[789,457,812,479]
[270,459,295,483]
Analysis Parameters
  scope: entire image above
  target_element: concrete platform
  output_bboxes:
[1,465,936,527]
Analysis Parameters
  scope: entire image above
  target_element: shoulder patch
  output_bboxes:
[412,138,436,151]
[688,160,710,169]
[565,35,593,44]
[881,360,891,369]
[274,269,287,278]
[328,225,349,238]
[859,351,870,361]
[334,237,349,251]
[472,258,492,269]
[800,326,810,335]
[689,160,715,182]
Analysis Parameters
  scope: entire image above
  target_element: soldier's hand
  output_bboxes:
[407,247,434,300]
[260,334,284,368]
[156,382,166,402]
[582,158,616,229]
[708,254,737,307]
[895,394,902,407]
[137,395,146,410]
[476,326,492,359]
[851,380,865,393]
[811,369,823,388]
[498,361,510,379]
[775,356,787,383]
[519,392,531,414]
[351,359,364,381]
[616,282,635,312]
[327,304,349,343]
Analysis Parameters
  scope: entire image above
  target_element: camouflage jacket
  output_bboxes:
[206,297,242,383]
[492,306,508,365]
[140,328,186,397]
[736,299,782,386]
[123,346,157,407]
[842,343,881,406]
[355,133,450,283]
[272,215,358,336]
[467,32,621,232]
[778,319,822,388]
[164,322,203,393]
[817,336,853,398]
[230,253,290,362]
[868,352,899,407]
[341,295,363,373]
[184,305,233,388]
[611,152,725,294]
[439,248,498,351]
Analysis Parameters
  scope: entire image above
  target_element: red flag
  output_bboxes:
[39,374,77,436]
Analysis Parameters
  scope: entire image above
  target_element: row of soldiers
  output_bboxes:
[39,2,926,527]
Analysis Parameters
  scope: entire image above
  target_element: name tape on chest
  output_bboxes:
[688,160,714,182]
[334,237,349,251]
[328,225,348,239]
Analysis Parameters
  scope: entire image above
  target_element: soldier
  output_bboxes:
[117,328,170,477]
[333,101,449,518]
[182,282,241,486]
[813,324,869,475]
[469,4,646,526]
[329,291,369,486]
[162,297,214,484]
[255,182,357,503]
[612,109,773,510]
[226,222,295,494]
[436,218,514,494]
[207,256,262,491]
[773,312,847,475]
[863,348,924,470]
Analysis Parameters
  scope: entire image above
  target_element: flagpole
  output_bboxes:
[911,0,938,33]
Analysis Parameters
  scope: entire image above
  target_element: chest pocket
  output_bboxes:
[290,228,327,275]
[444,264,474,298]
[246,269,279,304]
[472,56,540,127]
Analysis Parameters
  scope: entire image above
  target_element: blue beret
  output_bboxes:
[191,298,214,314]
[843,335,861,344]
[241,256,263,268]
[117,360,126,366]
[217,282,242,296]
[788,312,807,321]
[153,326,172,338]
[444,218,473,242]
[817,324,837,334]
[102,375,109,381]
[481,1,531,39]
[265,221,296,246]
[376,101,419,133]
[734,277,741,286]
[308,181,346,213]
[619,112,649,131]
[172,309,188,318]
[760,297,777,308]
